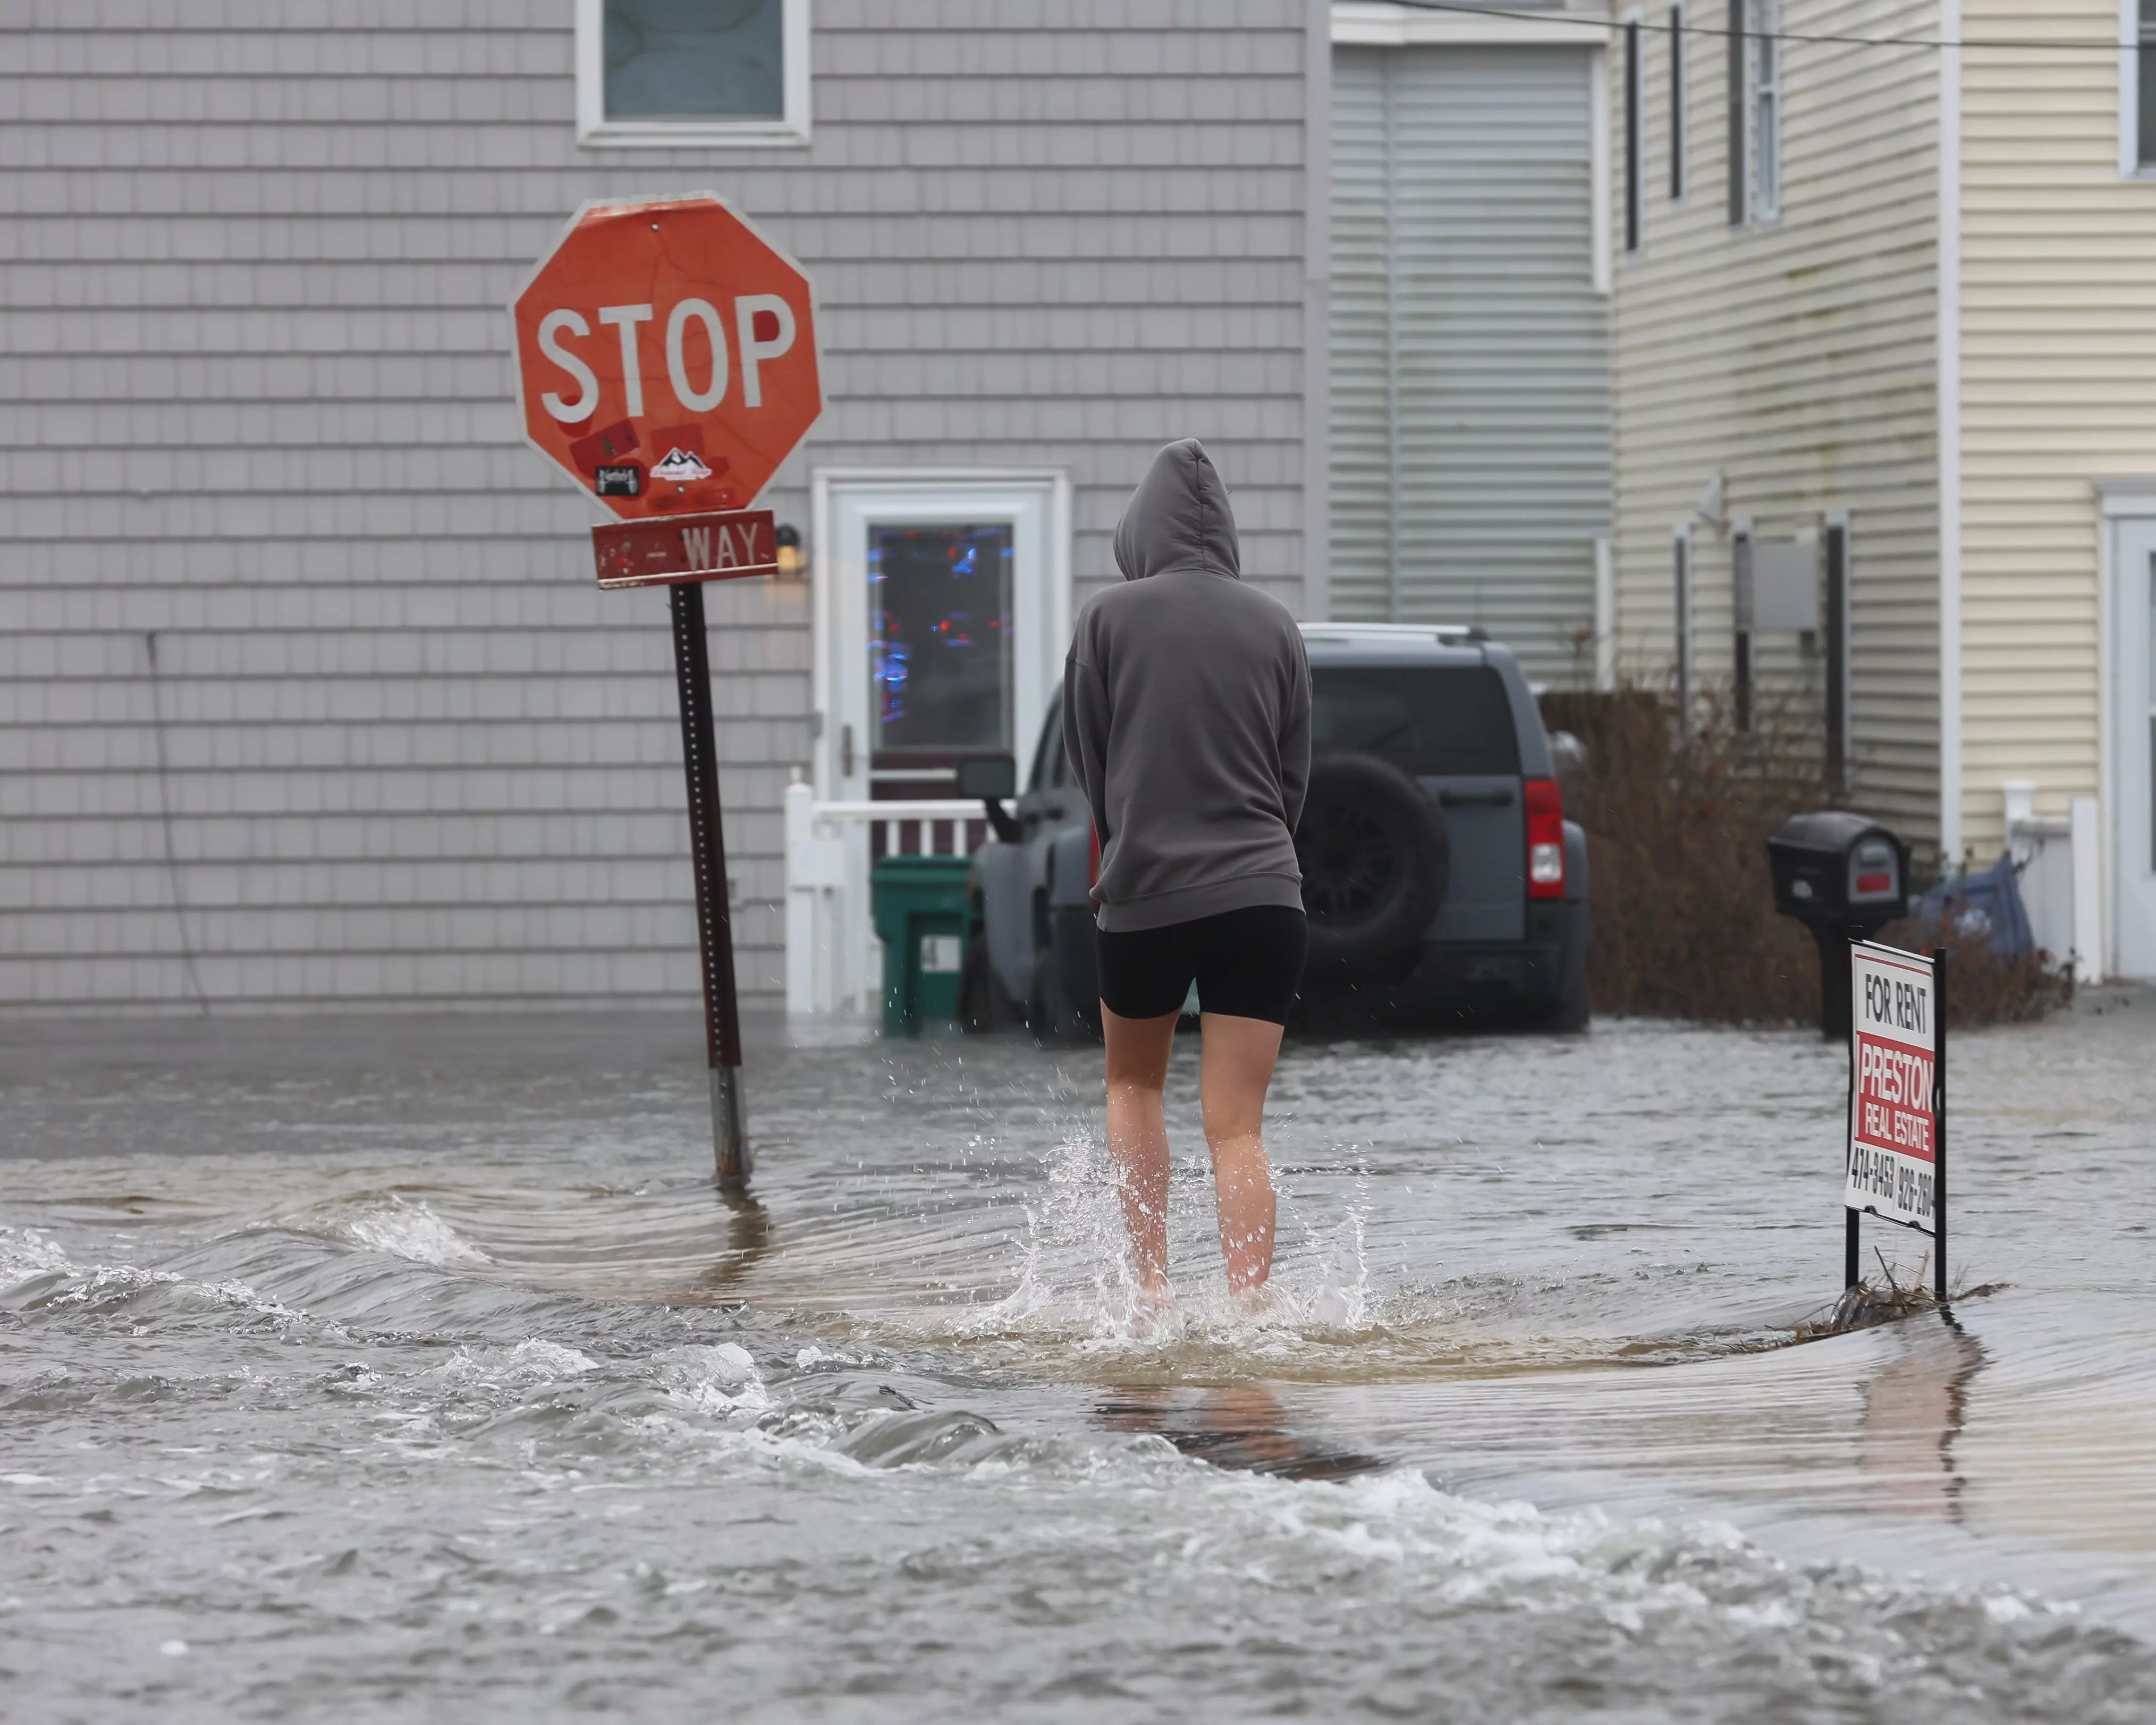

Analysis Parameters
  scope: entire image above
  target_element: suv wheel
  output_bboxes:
[1296,754,1450,978]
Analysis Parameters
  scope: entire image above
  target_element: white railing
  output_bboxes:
[783,782,990,1017]
[2002,782,2101,984]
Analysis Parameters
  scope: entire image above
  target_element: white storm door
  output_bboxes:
[815,475,1070,802]
[2115,518,2156,978]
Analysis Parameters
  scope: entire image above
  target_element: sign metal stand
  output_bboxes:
[509,192,822,1190]
[670,580,749,1187]
[1843,941,1948,1300]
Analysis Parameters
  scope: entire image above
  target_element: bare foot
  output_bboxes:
[1128,1278,1176,1331]
[1230,1279,1289,1324]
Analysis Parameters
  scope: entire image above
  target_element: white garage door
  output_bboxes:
[1330,44,1612,685]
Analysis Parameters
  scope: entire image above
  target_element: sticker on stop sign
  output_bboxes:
[510,193,822,518]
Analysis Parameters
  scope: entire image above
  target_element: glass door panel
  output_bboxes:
[819,477,1067,807]
[868,522,1014,796]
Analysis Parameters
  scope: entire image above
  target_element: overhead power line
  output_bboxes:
[1380,0,2136,53]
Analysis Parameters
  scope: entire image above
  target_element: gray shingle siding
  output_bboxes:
[1,1,1318,1012]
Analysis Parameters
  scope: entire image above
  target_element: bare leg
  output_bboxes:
[1101,1003,1180,1299]
[1198,1012,1284,1296]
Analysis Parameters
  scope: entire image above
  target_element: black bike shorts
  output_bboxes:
[1094,904,1308,1025]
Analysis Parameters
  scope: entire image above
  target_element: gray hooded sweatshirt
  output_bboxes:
[1063,439,1312,933]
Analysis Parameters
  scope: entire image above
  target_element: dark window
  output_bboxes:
[1727,0,1746,225]
[1625,20,1643,253]
[603,0,784,120]
[1310,666,1521,778]
[1824,522,1850,792]
[2141,0,2156,167]
[868,522,1014,759]
[1669,4,1687,200]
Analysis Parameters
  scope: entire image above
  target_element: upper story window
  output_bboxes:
[1749,0,1781,218]
[576,0,811,149]
[2126,0,2156,173]
[1727,0,1779,223]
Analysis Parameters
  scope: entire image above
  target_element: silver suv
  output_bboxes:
[959,623,1589,1036]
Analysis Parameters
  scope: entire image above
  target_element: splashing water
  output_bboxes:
[4,1005,2156,1720]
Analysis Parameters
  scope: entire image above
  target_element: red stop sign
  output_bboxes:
[511,193,822,518]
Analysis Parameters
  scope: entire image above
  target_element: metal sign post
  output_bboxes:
[1843,941,1948,1299]
[670,580,749,1186]
[508,192,822,1188]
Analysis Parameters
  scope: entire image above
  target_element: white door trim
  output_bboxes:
[809,468,1072,801]
[2098,483,2156,978]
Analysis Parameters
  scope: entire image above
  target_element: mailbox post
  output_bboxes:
[1766,811,1912,1038]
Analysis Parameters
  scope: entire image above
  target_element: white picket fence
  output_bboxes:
[2002,783,2101,984]
[783,782,990,1018]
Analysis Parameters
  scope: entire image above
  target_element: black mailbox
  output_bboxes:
[1766,811,1912,1038]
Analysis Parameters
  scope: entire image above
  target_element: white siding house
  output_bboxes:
[1609,0,2156,978]
[1608,0,1943,844]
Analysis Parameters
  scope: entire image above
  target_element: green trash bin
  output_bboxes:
[870,853,975,1037]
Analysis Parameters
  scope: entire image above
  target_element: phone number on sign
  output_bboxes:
[1849,1144,1934,1221]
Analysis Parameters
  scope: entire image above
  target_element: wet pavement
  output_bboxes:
[3,992,2154,1720]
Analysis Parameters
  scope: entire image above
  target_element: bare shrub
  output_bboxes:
[1870,916,2076,1028]
[1540,686,1831,1024]
[1540,684,2070,1028]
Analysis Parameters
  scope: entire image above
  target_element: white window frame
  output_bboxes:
[2123,0,2156,176]
[576,0,811,150]
[1669,0,1687,202]
[810,470,1072,802]
[1747,0,1781,221]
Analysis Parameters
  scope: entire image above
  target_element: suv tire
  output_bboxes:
[1296,753,1449,979]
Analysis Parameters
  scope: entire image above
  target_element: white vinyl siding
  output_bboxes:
[1329,43,1612,683]
[1610,0,1941,844]
[1961,0,2151,860]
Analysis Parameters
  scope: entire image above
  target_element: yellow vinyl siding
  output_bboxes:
[1958,0,2151,859]
[1611,0,1942,846]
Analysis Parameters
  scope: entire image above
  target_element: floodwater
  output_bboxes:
[3,995,2155,1722]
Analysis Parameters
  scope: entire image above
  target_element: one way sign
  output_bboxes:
[591,509,779,590]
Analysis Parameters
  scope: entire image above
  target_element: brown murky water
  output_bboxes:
[3,996,2154,1720]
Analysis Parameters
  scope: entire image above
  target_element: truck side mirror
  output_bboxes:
[957,754,1020,843]
[956,755,1017,801]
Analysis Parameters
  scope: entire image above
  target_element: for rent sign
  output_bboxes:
[1845,942,1940,1234]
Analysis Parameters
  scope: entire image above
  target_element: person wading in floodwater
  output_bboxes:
[1064,438,1312,1308]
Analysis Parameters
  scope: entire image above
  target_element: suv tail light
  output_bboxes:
[1524,778,1566,899]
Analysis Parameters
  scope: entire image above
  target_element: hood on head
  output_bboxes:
[1112,438,1241,582]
